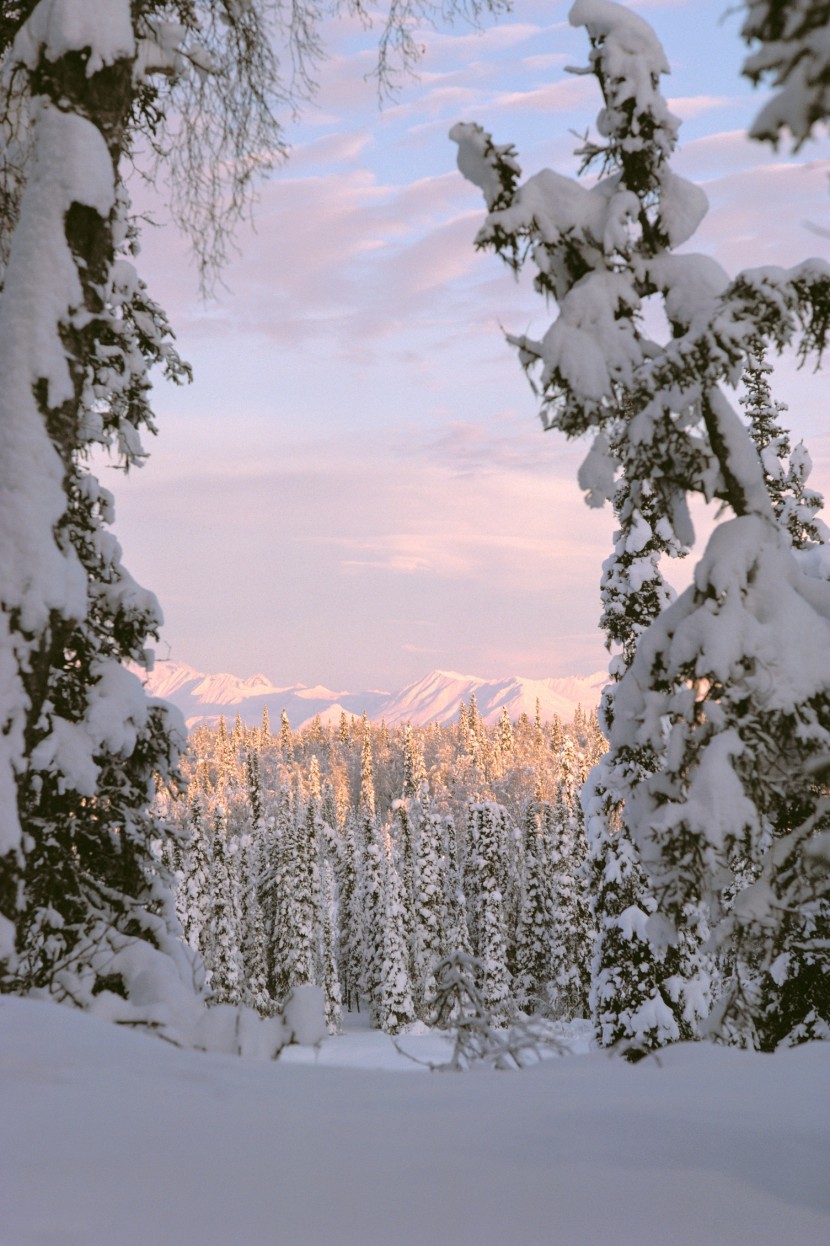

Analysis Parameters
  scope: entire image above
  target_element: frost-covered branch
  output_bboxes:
[741,0,830,149]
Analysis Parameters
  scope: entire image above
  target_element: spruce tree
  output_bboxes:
[452,0,830,1048]
[360,810,387,1022]
[337,813,363,1012]
[279,709,294,761]
[586,427,701,1056]
[180,791,214,968]
[513,803,555,1014]
[444,814,473,959]
[413,804,447,1015]
[548,778,592,1022]
[378,829,416,1035]
[470,804,511,1024]
[283,801,319,994]
[740,345,828,549]
[240,829,271,1015]
[320,859,343,1034]
[402,722,427,798]
[208,808,244,1005]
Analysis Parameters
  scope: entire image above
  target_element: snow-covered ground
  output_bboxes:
[3,998,828,1246]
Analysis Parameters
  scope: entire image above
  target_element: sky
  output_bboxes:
[109,0,830,693]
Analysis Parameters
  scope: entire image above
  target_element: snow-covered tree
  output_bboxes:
[402,722,427,798]
[279,710,294,761]
[282,801,320,996]
[360,810,388,1022]
[586,414,699,1055]
[548,770,593,1022]
[337,813,363,1012]
[452,0,830,1048]
[239,829,271,1015]
[320,859,343,1034]
[740,346,828,549]
[413,804,447,1013]
[512,803,555,1013]
[378,830,416,1034]
[443,814,472,959]
[740,0,830,149]
[179,792,213,964]
[207,808,244,1004]
[0,9,197,1011]
[469,804,511,1024]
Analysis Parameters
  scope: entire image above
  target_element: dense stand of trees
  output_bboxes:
[157,654,826,1052]
[157,705,606,1034]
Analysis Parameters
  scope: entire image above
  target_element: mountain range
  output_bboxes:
[139,662,607,731]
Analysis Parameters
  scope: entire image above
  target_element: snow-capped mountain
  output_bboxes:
[378,669,607,727]
[138,662,607,730]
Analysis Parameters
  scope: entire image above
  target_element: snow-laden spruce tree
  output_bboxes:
[548,748,594,1021]
[740,346,828,549]
[337,812,363,1011]
[413,802,447,1014]
[207,807,244,1005]
[320,859,343,1034]
[469,804,511,1024]
[585,422,709,1056]
[740,0,830,149]
[452,0,830,1048]
[0,4,196,1016]
[180,791,214,967]
[512,802,555,1014]
[378,828,417,1035]
[0,0,508,1033]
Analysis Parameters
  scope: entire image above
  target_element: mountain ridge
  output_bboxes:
[137,661,607,731]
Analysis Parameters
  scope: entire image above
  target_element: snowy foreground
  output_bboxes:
[3,1000,829,1246]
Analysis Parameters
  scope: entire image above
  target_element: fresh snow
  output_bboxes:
[2,997,828,1246]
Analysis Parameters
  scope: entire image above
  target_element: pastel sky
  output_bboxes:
[111,0,830,692]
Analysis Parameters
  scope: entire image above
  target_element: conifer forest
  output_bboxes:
[158,703,608,1040]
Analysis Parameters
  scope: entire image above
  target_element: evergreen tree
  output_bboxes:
[240,830,271,1014]
[279,709,294,761]
[740,345,828,549]
[359,719,377,821]
[378,829,416,1035]
[586,422,699,1055]
[548,780,592,1022]
[337,813,363,1012]
[402,722,427,798]
[443,814,472,959]
[269,790,295,1003]
[740,0,830,149]
[245,747,264,828]
[0,6,191,1008]
[413,804,447,1014]
[392,798,418,972]
[360,809,387,1021]
[180,792,214,967]
[513,803,555,1014]
[283,801,319,994]
[208,808,244,1004]
[320,859,343,1034]
[470,803,511,1024]
[452,0,830,1048]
